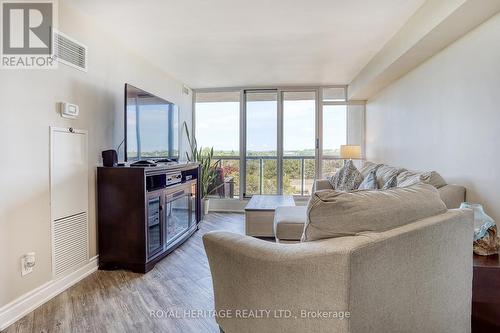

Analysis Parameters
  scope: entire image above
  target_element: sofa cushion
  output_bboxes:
[397,170,447,188]
[438,184,466,208]
[313,179,334,191]
[358,170,377,190]
[302,183,447,242]
[375,164,406,189]
[328,160,363,191]
[359,161,381,178]
[274,206,307,241]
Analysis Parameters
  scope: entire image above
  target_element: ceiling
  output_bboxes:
[67,0,425,89]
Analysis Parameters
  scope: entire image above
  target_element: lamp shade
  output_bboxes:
[340,145,362,159]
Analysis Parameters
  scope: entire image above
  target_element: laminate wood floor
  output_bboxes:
[4,213,245,333]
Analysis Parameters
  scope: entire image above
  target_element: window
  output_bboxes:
[321,87,347,178]
[283,91,316,196]
[322,105,347,156]
[195,91,240,198]
[194,86,350,198]
[245,91,278,195]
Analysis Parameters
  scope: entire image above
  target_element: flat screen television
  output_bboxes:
[125,84,179,161]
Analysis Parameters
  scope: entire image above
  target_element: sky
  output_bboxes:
[195,101,346,154]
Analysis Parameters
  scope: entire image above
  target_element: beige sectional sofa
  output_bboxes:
[204,184,474,332]
[274,162,466,242]
[203,163,473,332]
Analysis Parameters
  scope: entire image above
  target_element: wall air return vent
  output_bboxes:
[53,31,88,72]
[50,127,89,277]
[53,212,89,276]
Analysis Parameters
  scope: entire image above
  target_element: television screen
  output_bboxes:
[125,84,179,161]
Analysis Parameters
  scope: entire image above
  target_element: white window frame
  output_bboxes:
[193,85,349,199]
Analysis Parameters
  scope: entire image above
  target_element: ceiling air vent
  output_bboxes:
[54,31,88,72]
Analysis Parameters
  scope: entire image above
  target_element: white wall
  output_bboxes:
[347,103,366,153]
[366,11,500,221]
[0,3,192,307]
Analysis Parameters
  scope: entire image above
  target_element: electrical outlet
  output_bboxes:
[21,252,36,276]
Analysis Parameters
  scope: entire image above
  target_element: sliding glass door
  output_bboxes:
[321,87,348,178]
[282,91,316,196]
[243,90,317,197]
[245,91,278,196]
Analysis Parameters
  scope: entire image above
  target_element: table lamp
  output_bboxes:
[340,145,362,165]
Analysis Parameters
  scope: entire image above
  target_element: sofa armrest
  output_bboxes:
[203,231,365,333]
[438,184,466,209]
[314,179,333,191]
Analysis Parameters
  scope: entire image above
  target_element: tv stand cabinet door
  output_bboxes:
[146,191,164,259]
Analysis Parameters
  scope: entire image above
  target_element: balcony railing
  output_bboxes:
[208,156,343,198]
[245,155,316,196]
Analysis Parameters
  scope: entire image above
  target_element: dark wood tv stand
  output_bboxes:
[97,162,201,273]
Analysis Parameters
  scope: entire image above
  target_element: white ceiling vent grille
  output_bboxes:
[54,31,88,72]
[53,212,89,276]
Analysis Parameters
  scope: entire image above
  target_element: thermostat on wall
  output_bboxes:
[60,102,79,119]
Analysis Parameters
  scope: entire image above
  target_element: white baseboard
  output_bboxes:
[0,255,98,330]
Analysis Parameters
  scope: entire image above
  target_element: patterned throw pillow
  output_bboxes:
[397,170,447,188]
[328,160,363,191]
[382,174,398,190]
[358,169,377,190]
[359,161,382,179]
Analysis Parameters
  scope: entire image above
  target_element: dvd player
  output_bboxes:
[166,172,182,186]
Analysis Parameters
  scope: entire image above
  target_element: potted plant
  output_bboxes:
[183,122,221,215]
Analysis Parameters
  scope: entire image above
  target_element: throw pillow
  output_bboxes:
[375,164,406,189]
[328,160,363,191]
[382,174,397,190]
[358,169,377,190]
[359,161,382,178]
[397,170,447,188]
[302,183,447,242]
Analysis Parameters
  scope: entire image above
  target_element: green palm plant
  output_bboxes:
[183,122,221,198]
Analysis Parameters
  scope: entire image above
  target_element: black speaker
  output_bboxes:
[102,149,118,167]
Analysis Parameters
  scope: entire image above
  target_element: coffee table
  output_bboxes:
[244,195,295,237]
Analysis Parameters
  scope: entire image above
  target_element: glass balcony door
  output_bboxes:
[243,90,318,197]
[244,91,278,196]
[282,91,317,196]
[321,104,347,178]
